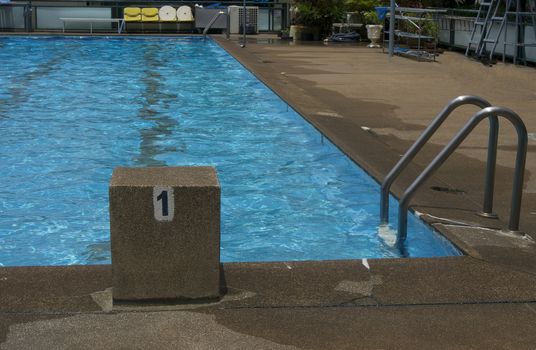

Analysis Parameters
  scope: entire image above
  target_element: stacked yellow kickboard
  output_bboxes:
[123,6,195,23]
[141,8,159,22]
[123,7,141,22]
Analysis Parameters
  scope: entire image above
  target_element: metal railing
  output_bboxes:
[380,96,495,223]
[380,96,528,252]
[202,10,226,37]
[0,0,286,33]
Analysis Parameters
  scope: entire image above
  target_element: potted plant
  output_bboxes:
[278,28,292,40]
[344,0,383,45]
[364,10,383,48]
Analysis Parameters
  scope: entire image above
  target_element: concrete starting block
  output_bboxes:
[109,166,220,301]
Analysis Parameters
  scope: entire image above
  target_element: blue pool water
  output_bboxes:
[0,36,460,266]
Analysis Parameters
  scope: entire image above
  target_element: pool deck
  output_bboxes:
[1,33,536,348]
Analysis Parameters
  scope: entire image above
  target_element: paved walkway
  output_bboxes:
[1,34,536,349]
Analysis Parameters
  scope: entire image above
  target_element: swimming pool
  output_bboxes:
[0,36,460,266]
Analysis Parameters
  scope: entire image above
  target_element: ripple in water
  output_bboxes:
[0,37,460,266]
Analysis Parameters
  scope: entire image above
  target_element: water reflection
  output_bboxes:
[0,49,75,119]
[133,45,179,166]
[83,242,110,263]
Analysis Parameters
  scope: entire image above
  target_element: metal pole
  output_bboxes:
[508,112,528,231]
[24,2,29,32]
[389,0,395,58]
[241,0,246,48]
[480,116,499,218]
[517,0,527,64]
[226,8,230,39]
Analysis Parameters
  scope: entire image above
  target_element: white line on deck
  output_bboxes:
[362,258,370,270]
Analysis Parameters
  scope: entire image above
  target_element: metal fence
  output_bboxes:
[0,0,287,32]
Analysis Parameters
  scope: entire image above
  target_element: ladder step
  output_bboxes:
[474,21,485,25]
[505,11,536,15]
[504,42,536,46]
[491,17,503,21]
[480,2,493,6]
[482,39,496,43]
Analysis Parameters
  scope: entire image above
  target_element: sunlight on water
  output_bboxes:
[0,37,460,265]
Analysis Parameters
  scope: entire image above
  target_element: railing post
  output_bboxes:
[479,115,499,218]
[508,117,528,231]
[241,0,246,48]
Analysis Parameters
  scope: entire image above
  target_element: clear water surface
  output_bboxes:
[0,36,460,266]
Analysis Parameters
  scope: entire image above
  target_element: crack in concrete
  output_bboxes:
[525,303,536,315]
[4,298,536,317]
[334,275,384,297]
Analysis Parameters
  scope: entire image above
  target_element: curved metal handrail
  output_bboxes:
[397,106,528,250]
[203,11,226,38]
[380,95,496,224]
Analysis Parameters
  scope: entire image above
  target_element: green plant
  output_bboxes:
[345,0,380,13]
[400,13,438,38]
[344,0,382,25]
[420,14,438,38]
[395,0,477,7]
[363,10,381,24]
[293,0,346,36]
[279,28,291,39]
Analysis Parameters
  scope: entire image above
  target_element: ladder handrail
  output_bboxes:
[466,0,536,64]
[465,0,502,58]
[477,0,502,58]
[396,106,528,251]
[501,1,536,64]
[203,11,226,37]
[490,0,513,61]
[380,95,495,223]
[465,1,490,56]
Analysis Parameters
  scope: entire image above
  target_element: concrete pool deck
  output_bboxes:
[1,34,536,348]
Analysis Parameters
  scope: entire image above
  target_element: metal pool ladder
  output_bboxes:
[203,11,226,38]
[379,95,528,251]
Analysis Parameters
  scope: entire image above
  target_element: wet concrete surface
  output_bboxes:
[215,35,536,270]
[1,261,536,348]
[1,33,536,348]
